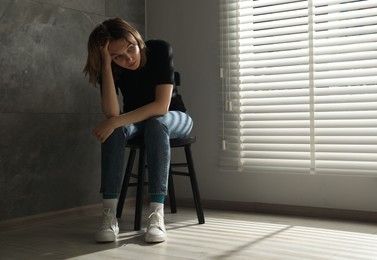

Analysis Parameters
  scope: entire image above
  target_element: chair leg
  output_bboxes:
[117,149,136,218]
[185,145,205,224]
[134,148,146,231]
[168,168,177,213]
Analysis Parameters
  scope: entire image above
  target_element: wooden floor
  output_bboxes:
[1,206,377,259]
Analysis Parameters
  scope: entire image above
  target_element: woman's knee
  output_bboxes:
[144,116,169,138]
[111,127,125,139]
[145,116,168,131]
[102,127,125,146]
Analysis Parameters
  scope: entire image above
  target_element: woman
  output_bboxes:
[83,18,192,243]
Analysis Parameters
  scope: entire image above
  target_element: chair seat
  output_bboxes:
[170,136,196,147]
[126,136,196,148]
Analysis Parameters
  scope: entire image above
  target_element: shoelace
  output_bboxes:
[100,209,115,230]
[148,213,163,230]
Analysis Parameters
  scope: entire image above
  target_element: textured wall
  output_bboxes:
[0,0,145,221]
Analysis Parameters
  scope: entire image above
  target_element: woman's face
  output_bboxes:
[108,38,141,70]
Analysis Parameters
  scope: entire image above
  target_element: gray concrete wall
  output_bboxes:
[0,0,145,221]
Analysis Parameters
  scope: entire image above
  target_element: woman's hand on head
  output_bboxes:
[92,116,118,143]
[100,40,112,67]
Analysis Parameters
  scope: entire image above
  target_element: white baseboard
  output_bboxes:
[0,198,136,232]
[173,198,377,223]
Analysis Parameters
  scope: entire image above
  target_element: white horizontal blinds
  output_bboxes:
[313,0,377,175]
[220,0,377,175]
[238,0,311,173]
[220,0,242,169]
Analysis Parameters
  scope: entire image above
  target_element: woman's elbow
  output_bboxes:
[154,110,168,117]
[101,105,120,118]
[152,101,170,116]
[158,105,170,116]
[103,109,120,118]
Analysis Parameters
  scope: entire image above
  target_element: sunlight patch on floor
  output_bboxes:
[72,217,377,260]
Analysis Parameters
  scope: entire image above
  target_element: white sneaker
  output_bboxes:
[145,211,167,243]
[95,208,119,243]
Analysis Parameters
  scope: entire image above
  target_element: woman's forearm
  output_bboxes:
[113,101,168,128]
[113,84,172,127]
[100,64,120,118]
[93,85,172,143]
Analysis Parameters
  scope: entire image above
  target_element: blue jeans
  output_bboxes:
[100,111,193,198]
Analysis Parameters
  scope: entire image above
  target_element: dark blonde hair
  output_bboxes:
[83,18,147,85]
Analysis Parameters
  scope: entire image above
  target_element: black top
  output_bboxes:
[112,40,186,113]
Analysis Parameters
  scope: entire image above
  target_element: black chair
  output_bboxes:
[116,72,205,231]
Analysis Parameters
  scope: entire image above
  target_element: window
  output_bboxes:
[220,0,377,175]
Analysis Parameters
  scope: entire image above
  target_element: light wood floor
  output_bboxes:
[1,206,377,259]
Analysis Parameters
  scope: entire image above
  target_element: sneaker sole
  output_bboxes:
[145,234,167,243]
[95,231,119,243]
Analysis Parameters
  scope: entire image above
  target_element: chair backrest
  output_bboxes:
[172,71,186,112]
[174,71,181,87]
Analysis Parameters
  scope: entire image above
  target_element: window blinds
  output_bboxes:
[220,0,377,175]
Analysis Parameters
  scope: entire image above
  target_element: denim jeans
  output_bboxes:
[100,111,193,198]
